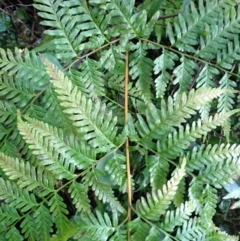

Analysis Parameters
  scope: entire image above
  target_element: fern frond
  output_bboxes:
[217,74,236,140]
[153,49,179,98]
[20,215,39,241]
[42,57,122,152]
[33,0,79,59]
[0,101,17,126]
[186,143,240,172]
[69,58,106,97]
[200,185,218,226]
[133,88,226,148]
[48,194,69,235]
[0,74,34,108]
[197,158,240,188]
[0,204,20,228]
[5,227,23,241]
[105,153,127,193]
[206,230,239,241]
[136,159,186,221]
[83,169,125,213]
[158,110,239,160]
[33,204,53,240]
[129,42,154,103]
[175,217,206,241]
[173,56,198,96]
[160,201,195,232]
[217,35,240,69]
[68,181,91,214]
[74,210,116,241]
[145,227,161,241]
[129,217,150,241]
[0,152,54,196]
[0,178,38,212]
[17,114,76,179]
[0,48,49,87]
[146,155,169,191]
[173,178,185,207]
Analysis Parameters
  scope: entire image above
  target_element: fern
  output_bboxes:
[0,0,240,240]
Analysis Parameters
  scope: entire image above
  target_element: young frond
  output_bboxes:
[136,159,186,221]
[42,57,121,153]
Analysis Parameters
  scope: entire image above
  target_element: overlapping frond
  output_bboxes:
[136,159,186,221]
[0,48,49,87]
[129,88,226,148]
[83,169,125,213]
[42,57,123,153]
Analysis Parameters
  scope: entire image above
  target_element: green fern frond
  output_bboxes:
[0,152,54,196]
[33,0,79,59]
[217,35,240,69]
[69,58,106,97]
[136,159,186,221]
[105,153,127,193]
[0,48,49,87]
[42,57,121,152]
[83,169,125,213]
[0,178,38,212]
[129,217,150,241]
[133,88,226,148]
[0,101,17,126]
[0,74,34,108]
[146,155,169,191]
[200,185,218,226]
[129,41,154,103]
[158,110,239,160]
[68,181,91,214]
[0,203,20,228]
[160,201,195,232]
[173,178,185,207]
[206,230,239,241]
[175,217,206,241]
[197,158,240,188]
[21,215,39,241]
[5,227,23,241]
[17,114,76,179]
[217,74,236,140]
[48,194,69,235]
[33,204,53,240]
[186,143,240,172]
[153,48,179,98]
[173,56,198,96]
[74,210,116,241]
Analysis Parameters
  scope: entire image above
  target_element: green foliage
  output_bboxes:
[0,0,240,240]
